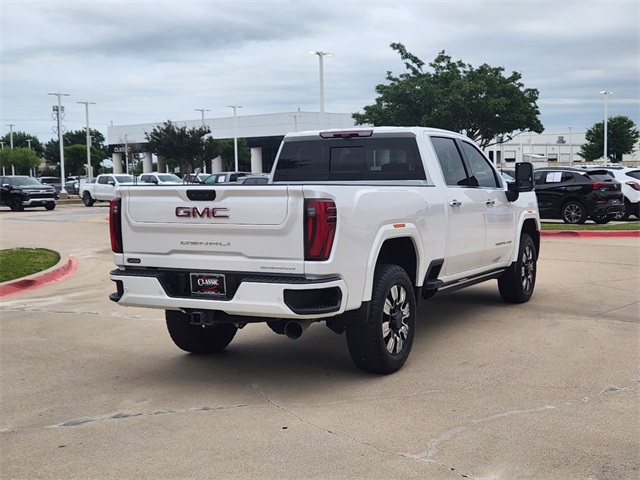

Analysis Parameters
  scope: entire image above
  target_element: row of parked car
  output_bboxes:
[3,166,639,223]
[505,165,639,224]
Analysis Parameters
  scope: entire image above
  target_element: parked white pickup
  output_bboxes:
[80,174,134,206]
[109,127,541,374]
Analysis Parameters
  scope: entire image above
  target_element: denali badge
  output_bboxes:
[175,206,229,218]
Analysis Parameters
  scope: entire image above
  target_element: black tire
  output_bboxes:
[498,233,537,304]
[10,196,24,212]
[83,191,95,207]
[45,202,56,211]
[165,310,237,354]
[561,201,587,224]
[592,214,612,224]
[614,199,631,221]
[346,264,416,374]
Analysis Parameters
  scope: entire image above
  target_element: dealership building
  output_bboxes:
[106,111,357,175]
[107,112,637,174]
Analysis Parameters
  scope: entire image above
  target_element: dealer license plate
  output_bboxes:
[190,273,226,297]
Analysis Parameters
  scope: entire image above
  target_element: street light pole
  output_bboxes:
[48,92,70,193]
[227,105,242,171]
[7,124,15,175]
[600,91,612,164]
[77,101,96,181]
[195,108,210,173]
[308,51,333,126]
[195,108,209,127]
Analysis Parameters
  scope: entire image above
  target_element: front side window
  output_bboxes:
[431,137,470,187]
[460,141,500,188]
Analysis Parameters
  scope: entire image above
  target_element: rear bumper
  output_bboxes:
[109,269,347,319]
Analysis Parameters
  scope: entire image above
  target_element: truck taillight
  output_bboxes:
[304,199,337,261]
[109,199,123,253]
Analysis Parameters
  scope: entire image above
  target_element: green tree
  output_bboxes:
[43,128,107,170]
[0,147,42,174]
[203,137,251,171]
[353,43,544,148]
[145,121,211,175]
[0,132,44,157]
[579,115,639,163]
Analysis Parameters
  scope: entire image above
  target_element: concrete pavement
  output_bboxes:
[1,203,639,479]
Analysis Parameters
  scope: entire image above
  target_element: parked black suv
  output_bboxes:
[0,176,58,211]
[533,168,624,224]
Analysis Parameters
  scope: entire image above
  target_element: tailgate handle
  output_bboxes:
[187,190,217,201]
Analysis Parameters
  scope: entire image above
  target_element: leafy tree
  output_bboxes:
[353,43,544,148]
[579,115,639,163]
[203,137,251,171]
[145,121,211,175]
[0,147,41,174]
[43,128,108,175]
[0,132,44,157]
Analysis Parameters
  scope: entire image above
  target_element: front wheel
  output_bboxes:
[10,196,24,212]
[498,233,537,303]
[166,310,237,354]
[346,264,416,374]
[45,202,56,211]
[82,191,95,207]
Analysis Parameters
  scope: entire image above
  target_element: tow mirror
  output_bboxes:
[506,162,534,202]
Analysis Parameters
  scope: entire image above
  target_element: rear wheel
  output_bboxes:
[614,199,631,221]
[82,191,95,207]
[498,233,537,303]
[346,264,416,374]
[166,310,237,354]
[561,201,587,224]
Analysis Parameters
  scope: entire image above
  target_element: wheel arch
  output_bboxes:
[361,226,423,303]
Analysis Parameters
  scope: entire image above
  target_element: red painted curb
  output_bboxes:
[0,256,78,298]
[541,230,640,238]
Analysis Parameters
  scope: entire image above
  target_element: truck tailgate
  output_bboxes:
[119,185,305,272]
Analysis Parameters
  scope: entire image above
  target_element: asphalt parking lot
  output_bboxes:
[1,203,639,480]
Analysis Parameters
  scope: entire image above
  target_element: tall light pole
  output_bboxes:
[6,124,15,175]
[227,105,242,171]
[48,92,70,193]
[600,91,612,164]
[308,51,333,126]
[195,108,210,173]
[77,101,96,181]
[195,108,209,127]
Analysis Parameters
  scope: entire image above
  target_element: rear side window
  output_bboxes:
[273,137,426,182]
[626,170,640,180]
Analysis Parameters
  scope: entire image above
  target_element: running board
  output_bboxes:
[437,268,507,294]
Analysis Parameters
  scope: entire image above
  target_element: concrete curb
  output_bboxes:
[541,230,640,238]
[0,253,78,299]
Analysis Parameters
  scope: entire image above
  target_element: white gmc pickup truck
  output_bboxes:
[109,127,540,374]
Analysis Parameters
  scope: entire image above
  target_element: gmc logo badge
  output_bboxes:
[175,206,229,218]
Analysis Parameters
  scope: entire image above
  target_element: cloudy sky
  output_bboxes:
[1,0,638,145]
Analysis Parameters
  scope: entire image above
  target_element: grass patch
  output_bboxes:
[541,221,640,231]
[0,248,60,283]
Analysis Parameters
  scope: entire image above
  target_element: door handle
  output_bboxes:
[485,199,495,207]
[449,199,462,208]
